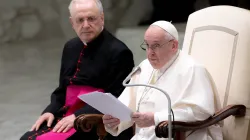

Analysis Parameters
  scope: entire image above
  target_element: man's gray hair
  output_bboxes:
[68,0,104,15]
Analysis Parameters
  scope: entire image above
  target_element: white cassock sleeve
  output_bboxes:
[154,65,216,125]
[104,73,139,136]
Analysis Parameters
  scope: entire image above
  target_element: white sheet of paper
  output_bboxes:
[78,91,133,121]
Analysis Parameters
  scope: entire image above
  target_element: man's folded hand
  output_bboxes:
[52,114,76,133]
[30,113,54,131]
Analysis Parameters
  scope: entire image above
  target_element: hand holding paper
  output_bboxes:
[103,115,120,129]
[78,91,133,121]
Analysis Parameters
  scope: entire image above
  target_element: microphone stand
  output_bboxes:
[122,70,173,140]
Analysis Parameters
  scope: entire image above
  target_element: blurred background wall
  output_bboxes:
[0,0,249,44]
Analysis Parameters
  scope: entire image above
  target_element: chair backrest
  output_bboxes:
[181,6,250,140]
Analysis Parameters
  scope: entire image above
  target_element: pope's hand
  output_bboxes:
[102,115,120,129]
[131,112,155,128]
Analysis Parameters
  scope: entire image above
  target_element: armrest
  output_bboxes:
[155,104,246,138]
[74,114,106,140]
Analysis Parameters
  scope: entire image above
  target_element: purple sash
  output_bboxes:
[36,85,104,140]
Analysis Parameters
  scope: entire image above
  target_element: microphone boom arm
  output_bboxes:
[123,80,173,140]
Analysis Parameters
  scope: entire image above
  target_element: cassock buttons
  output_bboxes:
[69,45,85,85]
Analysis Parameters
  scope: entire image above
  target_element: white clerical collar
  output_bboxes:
[156,50,180,76]
[82,26,104,46]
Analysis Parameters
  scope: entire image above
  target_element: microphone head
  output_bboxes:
[123,66,141,85]
[131,66,141,76]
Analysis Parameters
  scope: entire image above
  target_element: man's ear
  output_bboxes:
[100,13,104,25]
[172,40,179,50]
[69,17,74,28]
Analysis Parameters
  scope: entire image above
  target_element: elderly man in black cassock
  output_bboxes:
[20,0,135,139]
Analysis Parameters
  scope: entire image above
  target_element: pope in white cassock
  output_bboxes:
[102,21,223,140]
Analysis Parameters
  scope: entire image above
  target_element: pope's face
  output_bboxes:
[144,26,178,69]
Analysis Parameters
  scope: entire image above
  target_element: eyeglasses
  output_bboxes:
[75,16,100,25]
[140,40,173,51]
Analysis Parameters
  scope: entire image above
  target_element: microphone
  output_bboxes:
[123,66,141,85]
[122,65,173,140]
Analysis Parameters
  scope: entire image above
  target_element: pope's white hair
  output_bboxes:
[165,32,175,41]
[68,0,104,16]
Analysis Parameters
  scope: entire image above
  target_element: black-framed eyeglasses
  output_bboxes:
[140,40,173,51]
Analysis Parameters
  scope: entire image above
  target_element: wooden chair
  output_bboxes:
[74,5,250,140]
